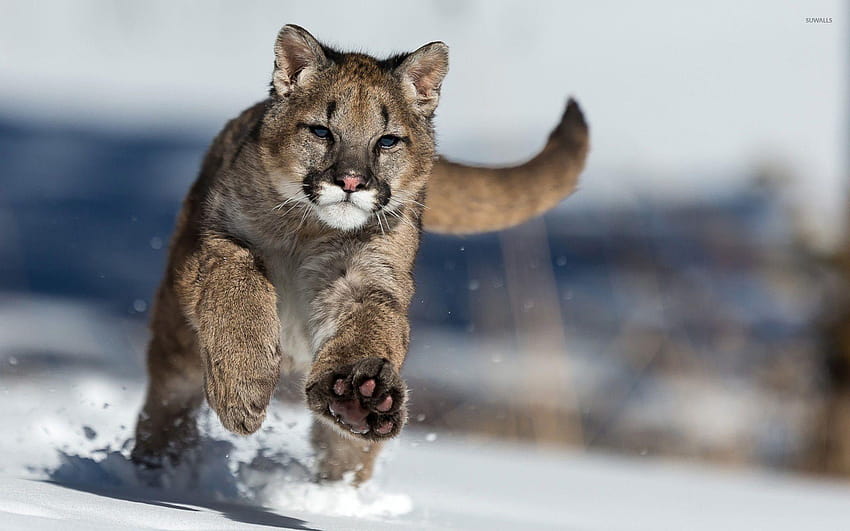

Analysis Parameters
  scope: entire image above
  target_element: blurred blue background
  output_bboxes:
[0,0,847,474]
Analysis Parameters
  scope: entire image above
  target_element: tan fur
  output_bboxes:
[425,99,589,234]
[131,25,589,483]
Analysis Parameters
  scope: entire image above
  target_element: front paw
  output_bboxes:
[205,372,276,435]
[306,357,407,440]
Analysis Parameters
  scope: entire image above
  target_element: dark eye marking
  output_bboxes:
[309,125,332,139]
[381,105,389,128]
[378,135,400,149]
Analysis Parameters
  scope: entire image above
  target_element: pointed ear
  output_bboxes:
[272,25,328,97]
[395,42,449,115]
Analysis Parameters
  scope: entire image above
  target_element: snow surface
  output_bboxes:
[3,297,850,530]
[5,371,850,531]
[5,373,850,531]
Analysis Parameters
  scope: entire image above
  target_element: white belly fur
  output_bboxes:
[277,295,313,372]
[266,255,314,372]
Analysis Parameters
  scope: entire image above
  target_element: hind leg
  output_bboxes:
[131,311,205,468]
[311,418,383,485]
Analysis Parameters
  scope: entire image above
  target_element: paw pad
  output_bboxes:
[307,357,407,440]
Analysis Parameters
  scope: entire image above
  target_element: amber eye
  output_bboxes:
[310,125,332,139]
[378,135,400,148]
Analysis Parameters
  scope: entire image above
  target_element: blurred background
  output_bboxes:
[1,0,848,477]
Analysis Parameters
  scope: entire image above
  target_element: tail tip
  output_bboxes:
[549,96,589,145]
[563,97,587,130]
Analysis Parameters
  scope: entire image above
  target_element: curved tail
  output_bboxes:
[422,98,589,234]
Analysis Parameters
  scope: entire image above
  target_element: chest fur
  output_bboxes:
[262,239,351,371]
[264,251,313,371]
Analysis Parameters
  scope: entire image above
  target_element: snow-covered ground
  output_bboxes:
[5,374,850,531]
[3,294,850,530]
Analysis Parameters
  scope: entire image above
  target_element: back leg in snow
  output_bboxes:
[311,417,383,485]
[131,326,205,469]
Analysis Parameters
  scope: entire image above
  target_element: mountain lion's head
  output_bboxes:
[258,25,448,231]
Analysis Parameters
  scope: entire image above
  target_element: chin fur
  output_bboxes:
[315,202,371,230]
[312,184,378,231]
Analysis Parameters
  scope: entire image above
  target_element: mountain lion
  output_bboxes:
[131,24,589,484]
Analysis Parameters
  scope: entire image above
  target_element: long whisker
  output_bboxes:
[385,198,404,213]
[287,203,313,236]
[391,195,427,209]
[298,203,312,230]
[272,195,301,211]
[375,210,386,236]
[386,208,418,231]
[275,192,311,217]
[386,197,427,217]
[283,201,307,217]
[380,211,391,233]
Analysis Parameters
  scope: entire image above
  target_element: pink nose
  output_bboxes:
[336,174,367,192]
